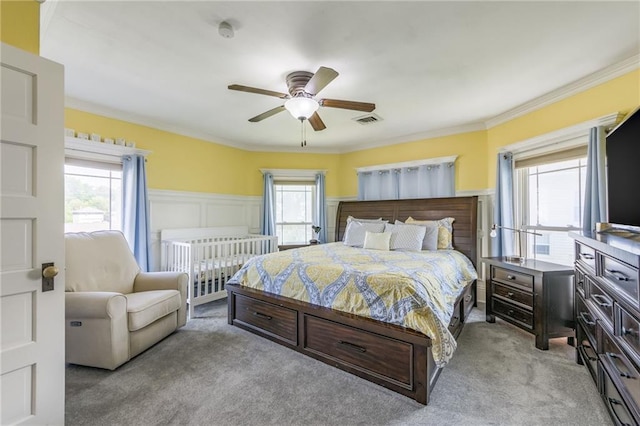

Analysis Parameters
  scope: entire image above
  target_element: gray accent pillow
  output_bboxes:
[384,222,427,251]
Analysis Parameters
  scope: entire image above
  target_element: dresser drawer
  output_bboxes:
[619,305,640,359]
[601,254,640,304]
[577,322,598,385]
[492,282,533,310]
[304,315,413,387]
[575,268,587,299]
[492,266,533,289]
[492,298,533,329]
[576,293,598,345]
[601,362,638,426]
[234,294,297,344]
[589,278,614,328]
[602,327,640,416]
[576,242,596,271]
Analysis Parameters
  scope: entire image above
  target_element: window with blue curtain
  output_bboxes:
[357,158,456,201]
[122,154,151,271]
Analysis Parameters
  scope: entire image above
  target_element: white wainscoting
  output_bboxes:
[149,189,349,271]
[148,189,491,303]
[148,190,261,271]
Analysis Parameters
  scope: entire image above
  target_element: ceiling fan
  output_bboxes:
[228,66,376,132]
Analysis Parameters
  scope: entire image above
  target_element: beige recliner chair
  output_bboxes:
[65,230,188,370]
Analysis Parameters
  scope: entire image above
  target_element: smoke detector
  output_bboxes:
[218,21,234,39]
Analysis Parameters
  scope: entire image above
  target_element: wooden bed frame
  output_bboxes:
[227,196,478,404]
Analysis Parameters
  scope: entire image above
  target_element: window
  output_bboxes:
[64,161,122,233]
[274,183,315,245]
[516,157,587,266]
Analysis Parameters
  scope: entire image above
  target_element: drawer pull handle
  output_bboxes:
[337,340,366,353]
[464,294,472,303]
[607,397,633,426]
[507,309,515,316]
[606,352,636,379]
[606,269,630,281]
[506,275,516,280]
[579,312,596,326]
[578,344,597,362]
[591,294,613,308]
[580,253,595,260]
[253,312,272,320]
[623,326,638,338]
[506,292,515,298]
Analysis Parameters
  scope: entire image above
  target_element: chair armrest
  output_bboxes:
[133,271,187,293]
[65,292,126,319]
[134,272,188,327]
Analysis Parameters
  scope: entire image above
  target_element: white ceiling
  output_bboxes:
[40,1,640,153]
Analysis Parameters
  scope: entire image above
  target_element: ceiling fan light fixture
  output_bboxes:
[284,96,319,120]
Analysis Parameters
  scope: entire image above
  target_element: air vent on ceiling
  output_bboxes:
[353,113,383,125]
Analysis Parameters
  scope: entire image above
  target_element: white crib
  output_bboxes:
[160,226,278,319]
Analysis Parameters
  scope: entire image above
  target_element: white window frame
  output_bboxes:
[274,182,317,245]
[64,136,150,233]
[503,112,620,262]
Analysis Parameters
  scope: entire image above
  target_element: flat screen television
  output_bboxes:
[606,106,640,230]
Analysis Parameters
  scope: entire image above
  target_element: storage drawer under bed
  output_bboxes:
[233,294,298,345]
[303,314,414,388]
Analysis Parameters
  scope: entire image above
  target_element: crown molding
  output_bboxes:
[486,54,639,129]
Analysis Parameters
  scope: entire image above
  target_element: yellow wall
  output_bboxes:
[338,131,488,197]
[65,108,344,196]
[65,109,252,195]
[243,151,342,197]
[486,69,640,187]
[0,0,40,54]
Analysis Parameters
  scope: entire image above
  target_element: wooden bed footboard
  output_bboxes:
[227,280,476,405]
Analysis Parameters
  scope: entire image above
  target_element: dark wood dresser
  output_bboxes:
[483,257,574,350]
[571,231,640,425]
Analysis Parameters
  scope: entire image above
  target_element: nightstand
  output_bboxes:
[483,257,575,350]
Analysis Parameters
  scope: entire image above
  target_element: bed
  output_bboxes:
[160,226,278,318]
[226,196,478,404]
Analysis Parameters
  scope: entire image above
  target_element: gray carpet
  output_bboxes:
[66,300,610,425]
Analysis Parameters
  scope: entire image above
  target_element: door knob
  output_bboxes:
[42,263,58,292]
[43,265,59,278]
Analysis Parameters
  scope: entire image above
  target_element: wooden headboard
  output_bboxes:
[335,196,478,267]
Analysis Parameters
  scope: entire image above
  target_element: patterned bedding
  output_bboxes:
[229,242,477,366]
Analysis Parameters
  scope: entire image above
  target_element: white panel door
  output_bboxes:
[0,42,65,425]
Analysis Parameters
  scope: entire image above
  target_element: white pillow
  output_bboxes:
[343,221,386,247]
[384,223,427,251]
[395,220,439,251]
[363,231,391,251]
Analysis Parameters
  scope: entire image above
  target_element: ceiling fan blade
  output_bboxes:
[308,112,326,131]
[320,98,375,112]
[248,106,286,122]
[304,66,339,96]
[228,84,289,99]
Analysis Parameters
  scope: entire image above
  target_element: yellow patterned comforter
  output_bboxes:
[229,242,478,366]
